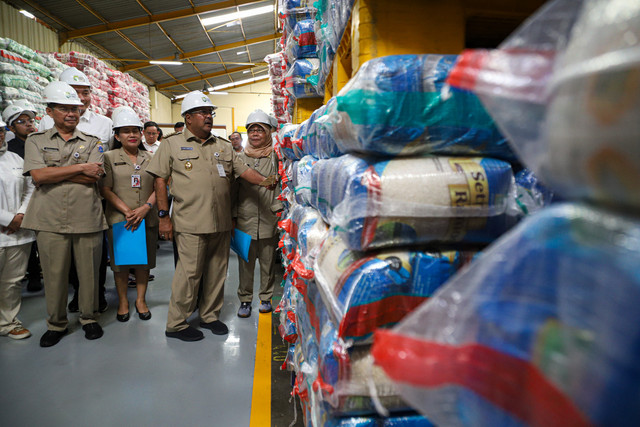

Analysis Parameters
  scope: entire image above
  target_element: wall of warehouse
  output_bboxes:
[170,80,272,136]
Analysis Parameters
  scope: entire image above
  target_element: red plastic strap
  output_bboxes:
[372,331,591,427]
[445,49,489,91]
[312,376,334,395]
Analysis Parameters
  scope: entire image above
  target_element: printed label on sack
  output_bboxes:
[448,158,489,207]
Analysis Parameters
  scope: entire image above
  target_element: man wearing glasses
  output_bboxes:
[39,67,112,313]
[22,81,108,347]
[147,91,272,342]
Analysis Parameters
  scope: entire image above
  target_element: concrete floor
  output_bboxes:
[0,241,297,427]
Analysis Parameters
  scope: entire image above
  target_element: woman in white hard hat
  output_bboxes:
[234,109,282,318]
[0,117,36,340]
[100,109,157,322]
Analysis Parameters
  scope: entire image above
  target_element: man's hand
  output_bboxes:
[125,204,151,231]
[159,216,173,241]
[4,213,24,235]
[81,162,104,179]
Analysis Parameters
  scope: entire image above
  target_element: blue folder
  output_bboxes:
[230,228,251,263]
[112,219,148,266]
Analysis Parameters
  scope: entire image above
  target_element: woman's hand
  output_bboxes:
[124,204,151,231]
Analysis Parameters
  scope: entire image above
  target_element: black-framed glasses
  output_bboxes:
[53,106,80,114]
[248,127,266,134]
[190,109,214,116]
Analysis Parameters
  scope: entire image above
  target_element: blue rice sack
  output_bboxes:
[285,19,318,60]
[303,98,344,159]
[292,155,318,206]
[285,58,322,98]
[290,204,329,271]
[374,202,640,427]
[323,55,514,159]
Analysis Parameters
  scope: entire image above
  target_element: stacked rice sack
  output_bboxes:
[265,52,291,125]
[0,38,57,121]
[274,50,554,425]
[372,1,640,426]
[49,52,149,121]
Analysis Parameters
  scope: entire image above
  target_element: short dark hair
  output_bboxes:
[174,121,184,130]
[143,121,158,130]
[230,131,241,138]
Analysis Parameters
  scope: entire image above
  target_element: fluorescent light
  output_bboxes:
[201,5,274,26]
[208,91,229,95]
[236,51,248,55]
[20,10,36,19]
[212,75,269,91]
[150,60,183,65]
[243,70,250,74]
[173,94,188,100]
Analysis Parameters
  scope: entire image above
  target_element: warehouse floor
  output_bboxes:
[0,241,303,427]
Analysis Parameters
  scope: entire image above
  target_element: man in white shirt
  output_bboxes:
[142,121,161,154]
[38,67,111,313]
[39,67,113,150]
[0,119,36,340]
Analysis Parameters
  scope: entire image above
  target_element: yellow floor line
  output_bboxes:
[250,312,272,427]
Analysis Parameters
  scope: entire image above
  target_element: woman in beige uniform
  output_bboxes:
[100,109,157,322]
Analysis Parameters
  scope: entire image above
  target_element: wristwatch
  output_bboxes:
[158,209,169,218]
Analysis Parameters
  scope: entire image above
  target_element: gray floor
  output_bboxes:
[0,241,264,427]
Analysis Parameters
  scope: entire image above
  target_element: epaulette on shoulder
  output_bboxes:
[217,135,231,144]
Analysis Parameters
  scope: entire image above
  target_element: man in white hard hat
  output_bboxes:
[40,67,112,313]
[146,91,274,342]
[0,117,36,341]
[2,102,37,159]
[2,101,43,292]
[22,81,108,347]
[234,110,282,318]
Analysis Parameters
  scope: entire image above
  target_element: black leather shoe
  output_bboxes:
[199,320,229,335]
[165,326,204,342]
[40,329,68,347]
[135,302,151,320]
[82,323,104,340]
[116,312,130,322]
[27,277,43,292]
[68,296,79,313]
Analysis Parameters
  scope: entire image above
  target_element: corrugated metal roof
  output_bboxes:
[7,0,282,98]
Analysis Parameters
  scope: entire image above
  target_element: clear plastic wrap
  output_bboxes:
[322,55,514,160]
[302,98,345,159]
[277,276,299,345]
[290,204,329,272]
[373,202,640,427]
[275,123,302,160]
[285,58,322,98]
[311,154,518,250]
[447,0,640,213]
[292,156,319,206]
[285,19,319,61]
[313,229,475,343]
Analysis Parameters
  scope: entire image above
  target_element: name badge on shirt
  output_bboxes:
[43,147,59,152]
[216,163,226,177]
[114,162,127,166]
[131,174,141,188]
[181,147,193,150]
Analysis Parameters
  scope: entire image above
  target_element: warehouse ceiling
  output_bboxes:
[6,0,280,98]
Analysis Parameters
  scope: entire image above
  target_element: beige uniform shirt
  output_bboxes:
[233,151,281,240]
[146,128,249,234]
[22,127,108,233]
[101,148,158,227]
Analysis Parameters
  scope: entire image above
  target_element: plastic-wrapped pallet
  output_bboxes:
[290,203,329,274]
[373,203,640,427]
[311,154,517,250]
[322,54,514,160]
[302,98,344,159]
[314,229,475,343]
[447,0,640,213]
[285,19,319,61]
[275,122,305,160]
[292,156,318,206]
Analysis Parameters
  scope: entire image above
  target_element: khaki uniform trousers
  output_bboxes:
[0,243,31,335]
[167,231,231,332]
[37,231,102,331]
[237,236,278,303]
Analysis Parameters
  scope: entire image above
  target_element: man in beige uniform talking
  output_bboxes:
[22,81,107,347]
[147,91,271,342]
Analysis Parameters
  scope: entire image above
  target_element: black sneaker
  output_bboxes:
[82,323,104,340]
[199,320,229,335]
[237,302,251,318]
[165,326,204,342]
[40,329,68,347]
[68,295,79,313]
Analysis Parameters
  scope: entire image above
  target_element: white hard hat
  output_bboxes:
[246,109,276,131]
[43,81,84,106]
[111,106,136,122]
[180,91,217,117]
[2,104,36,126]
[112,108,143,129]
[0,119,6,128]
[12,99,38,115]
[59,67,91,87]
